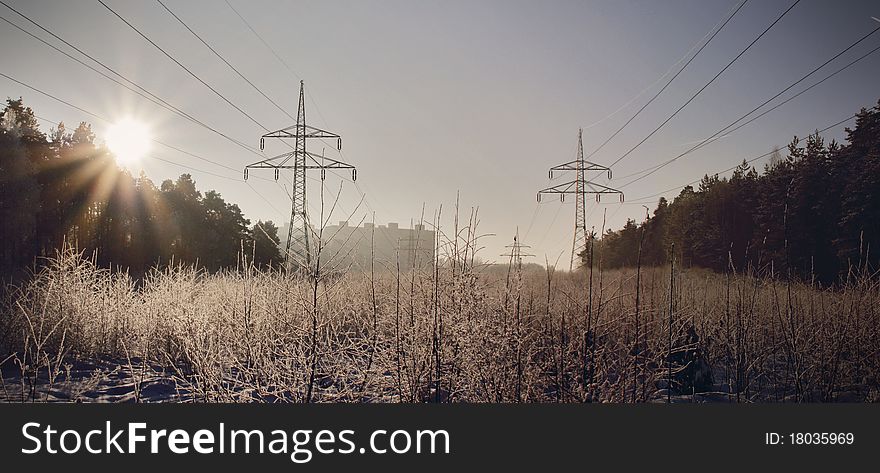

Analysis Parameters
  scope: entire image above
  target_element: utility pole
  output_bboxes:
[501,230,535,272]
[538,129,623,271]
[500,229,535,308]
[501,229,533,402]
[244,81,356,269]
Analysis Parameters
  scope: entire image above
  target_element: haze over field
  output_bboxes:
[3,0,880,406]
[2,0,879,264]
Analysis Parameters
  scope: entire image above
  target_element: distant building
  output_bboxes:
[279,221,435,271]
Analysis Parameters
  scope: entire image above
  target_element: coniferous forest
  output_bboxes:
[0,98,283,279]
[6,11,880,473]
[591,100,880,285]
[2,96,880,404]
[5,96,879,284]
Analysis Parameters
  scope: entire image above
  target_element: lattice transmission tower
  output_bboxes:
[501,230,534,271]
[538,129,624,271]
[244,80,356,269]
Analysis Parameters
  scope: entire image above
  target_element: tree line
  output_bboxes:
[0,98,283,278]
[590,100,880,284]
[4,97,879,283]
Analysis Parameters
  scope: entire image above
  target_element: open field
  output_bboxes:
[1,246,878,403]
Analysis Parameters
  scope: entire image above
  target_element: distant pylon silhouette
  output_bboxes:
[501,228,535,271]
[500,228,534,312]
[538,129,623,271]
[244,81,356,269]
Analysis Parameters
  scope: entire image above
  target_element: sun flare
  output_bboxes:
[106,118,151,166]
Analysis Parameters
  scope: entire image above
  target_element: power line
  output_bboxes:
[616,22,880,181]
[583,0,747,131]
[223,0,334,130]
[0,14,176,116]
[25,101,293,226]
[135,0,366,224]
[537,129,623,270]
[98,0,269,131]
[222,0,332,130]
[625,113,857,204]
[606,0,802,169]
[243,80,358,268]
[150,155,241,181]
[0,12,340,190]
[585,0,748,160]
[222,0,339,130]
[33,126,332,250]
[619,39,880,188]
[1,71,105,122]
[25,111,243,182]
[221,0,433,240]
[523,137,585,241]
[247,181,288,219]
[521,203,541,240]
[154,0,351,224]
[154,0,296,122]
[0,0,261,157]
[0,71,279,184]
[220,0,390,222]
[151,141,240,173]
[35,116,291,226]
[223,0,302,82]
[152,0,325,179]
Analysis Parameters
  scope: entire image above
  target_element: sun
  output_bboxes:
[106,118,151,166]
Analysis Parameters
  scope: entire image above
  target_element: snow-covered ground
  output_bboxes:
[1,359,869,403]
[0,357,185,403]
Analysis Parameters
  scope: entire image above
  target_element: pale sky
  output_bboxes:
[2,0,878,266]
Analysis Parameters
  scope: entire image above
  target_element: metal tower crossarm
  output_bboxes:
[536,128,623,270]
[242,80,356,270]
[260,125,342,150]
[537,180,624,203]
[244,150,357,180]
[548,160,613,180]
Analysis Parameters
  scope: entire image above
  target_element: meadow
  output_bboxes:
[1,237,877,403]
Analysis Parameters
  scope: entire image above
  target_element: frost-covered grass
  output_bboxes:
[1,246,878,403]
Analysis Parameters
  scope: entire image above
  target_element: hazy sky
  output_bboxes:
[2,0,878,266]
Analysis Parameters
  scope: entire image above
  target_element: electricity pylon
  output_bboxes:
[538,129,623,271]
[244,80,356,269]
[500,229,534,313]
[501,230,534,271]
